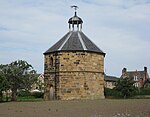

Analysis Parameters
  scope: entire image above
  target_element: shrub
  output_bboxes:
[31,92,44,98]
[18,90,31,97]
[104,88,113,97]
[104,88,120,98]
[138,87,150,95]
[114,78,136,98]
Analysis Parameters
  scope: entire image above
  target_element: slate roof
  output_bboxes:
[123,71,149,80]
[44,31,105,55]
[127,71,145,79]
[104,75,119,82]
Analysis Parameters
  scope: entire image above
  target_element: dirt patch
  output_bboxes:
[0,99,150,117]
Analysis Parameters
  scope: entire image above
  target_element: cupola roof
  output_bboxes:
[68,11,83,25]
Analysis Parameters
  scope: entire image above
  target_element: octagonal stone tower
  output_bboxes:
[44,8,105,100]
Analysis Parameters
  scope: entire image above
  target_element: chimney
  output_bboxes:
[144,67,147,80]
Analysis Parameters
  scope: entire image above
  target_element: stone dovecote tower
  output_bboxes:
[44,7,106,100]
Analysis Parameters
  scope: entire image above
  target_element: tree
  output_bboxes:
[114,77,136,98]
[7,60,37,101]
[0,64,11,102]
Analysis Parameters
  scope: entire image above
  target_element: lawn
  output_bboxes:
[0,99,149,117]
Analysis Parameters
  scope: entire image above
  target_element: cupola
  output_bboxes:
[68,6,83,31]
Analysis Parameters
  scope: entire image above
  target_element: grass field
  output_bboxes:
[0,99,150,117]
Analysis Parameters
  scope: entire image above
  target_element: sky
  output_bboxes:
[0,0,150,77]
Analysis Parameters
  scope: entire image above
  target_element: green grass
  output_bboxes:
[17,96,43,102]
[0,96,43,102]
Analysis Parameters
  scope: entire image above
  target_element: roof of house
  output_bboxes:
[44,31,105,55]
[104,75,119,82]
[124,71,149,80]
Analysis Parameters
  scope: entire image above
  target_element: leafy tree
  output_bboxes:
[114,77,136,98]
[7,60,37,101]
[0,64,11,102]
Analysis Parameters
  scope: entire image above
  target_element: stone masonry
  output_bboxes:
[44,51,105,100]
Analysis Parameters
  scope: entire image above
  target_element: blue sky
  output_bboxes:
[0,0,150,77]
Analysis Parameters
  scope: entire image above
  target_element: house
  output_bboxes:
[31,73,44,92]
[104,75,119,89]
[43,7,105,100]
[121,67,149,88]
[144,78,150,87]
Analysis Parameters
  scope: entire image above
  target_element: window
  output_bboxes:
[50,57,53,67]
[134,83,139,87]
[134,76,138,81]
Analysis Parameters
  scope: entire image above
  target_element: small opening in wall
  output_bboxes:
[84,82,89,90]
[50,84,53,87]
[50,57,53,67]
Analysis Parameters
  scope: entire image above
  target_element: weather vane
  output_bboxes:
[71,5,79,11]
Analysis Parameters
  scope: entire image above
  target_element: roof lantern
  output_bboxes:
[68,6,83,31]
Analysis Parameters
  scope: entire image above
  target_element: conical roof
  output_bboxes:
[44,31,105,55]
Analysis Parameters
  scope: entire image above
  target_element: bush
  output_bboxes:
[18,90,31,97]
[138,87,150,95]
[104,88,113,97]
[104,88,120,98]
[31,92,44,98]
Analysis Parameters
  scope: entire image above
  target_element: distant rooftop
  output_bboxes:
[104,74,119,82]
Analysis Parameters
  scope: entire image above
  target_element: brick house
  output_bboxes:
[121,67,149,88]
[43,9,105,100]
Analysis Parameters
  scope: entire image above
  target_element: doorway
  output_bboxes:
[49,85,54,100]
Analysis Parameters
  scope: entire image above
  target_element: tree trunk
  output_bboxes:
[6,91,9,102]
[11,88,17,101]
[0,91,3,102]
[124,95,126,99]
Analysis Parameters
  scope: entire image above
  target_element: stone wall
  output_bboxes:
[59,52,104,72]
[58,72,104,100]
[44,51,105,100]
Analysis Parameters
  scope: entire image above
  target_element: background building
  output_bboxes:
[121,67,149,88]
[104,75,118,89]
[31,73,44,92]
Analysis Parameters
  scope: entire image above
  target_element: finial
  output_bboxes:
[71,5,79,11]
[69,5,83,31]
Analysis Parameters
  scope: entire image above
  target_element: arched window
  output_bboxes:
[50,57,53,67]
